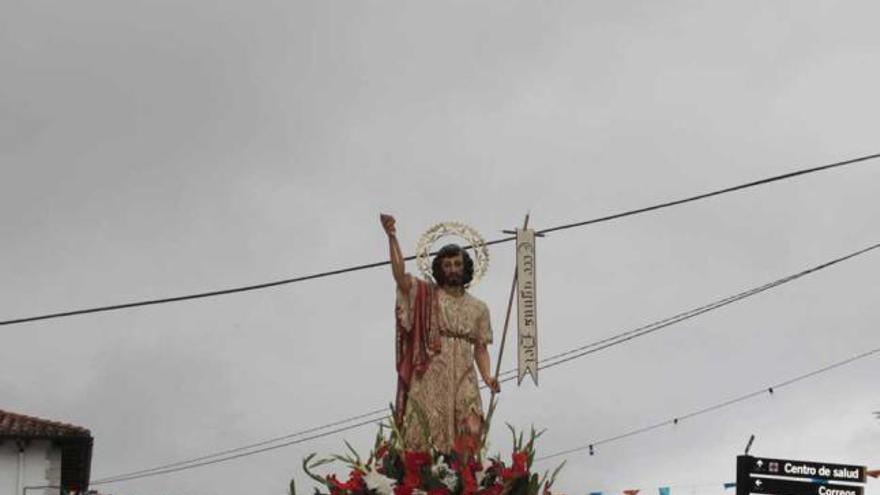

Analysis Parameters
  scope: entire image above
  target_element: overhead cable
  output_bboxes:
[535,346,880,462]
[90,416,388,485]
[91,407,389,484]
[4,152,879,327]
[89,239,880,484]
[507,240,880,378]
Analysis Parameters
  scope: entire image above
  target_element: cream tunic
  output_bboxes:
[396,279,493,452]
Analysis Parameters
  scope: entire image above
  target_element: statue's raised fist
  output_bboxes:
[380,213,397,237]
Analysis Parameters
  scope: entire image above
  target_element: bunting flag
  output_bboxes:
[723,483,737,490]
[589,492,602,495]
[658,487,670,495]
[867,469,879,479]
[623,490,640,495]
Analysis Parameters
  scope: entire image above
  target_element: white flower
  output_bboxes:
[431,458,449,476]
[474,459,493,486]
[364,469,396,495]
[431,459,458,491]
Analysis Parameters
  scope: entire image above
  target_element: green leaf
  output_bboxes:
[481,396,499,452]
[311,458,337,469]
[528,473,541,495]
[302,454,331,485]
[344,440,362,465]
[548,460,566,488]
[387,403,405,450]
[506,423,517,451]
[330,453,357,468]
[407,398,433,450]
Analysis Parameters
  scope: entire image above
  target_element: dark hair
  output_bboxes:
[432,244,474,287]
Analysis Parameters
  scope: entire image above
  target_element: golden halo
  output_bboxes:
[416,221,490,287]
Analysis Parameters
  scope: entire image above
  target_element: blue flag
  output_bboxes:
[658,487,670,495]
[723,483,737,490]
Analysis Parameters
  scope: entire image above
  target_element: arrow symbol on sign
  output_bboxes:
[756,460,764,468]
[755,480,762,488]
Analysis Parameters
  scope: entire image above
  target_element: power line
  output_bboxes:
[4,152,879,327]
[88,239,880,484]
[91,407,390,484]
[510,240,880,379]
[91,416,389,485]
[93,344,880,485]
[534,152,880,235]
[535,346,880,462]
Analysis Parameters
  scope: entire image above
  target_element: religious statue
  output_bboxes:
[380,214,500,454]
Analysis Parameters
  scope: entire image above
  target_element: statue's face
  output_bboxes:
[439,253,465,287]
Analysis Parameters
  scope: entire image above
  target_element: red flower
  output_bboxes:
[456,458,478,495]
[461,468,478,495]
[394,485,414,495]
[327,469,366,494]
[454,434,478,460]
[348,469,366,492]
[404,451,432,468]
[499,451,529,480]
[402,451,432,491]
[327,475,346,495]
[477,485,504,495]
[375,444,389,459]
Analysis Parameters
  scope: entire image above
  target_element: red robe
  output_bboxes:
[394,279,441,427]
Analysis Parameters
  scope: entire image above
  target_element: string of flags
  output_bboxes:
[585,471,878,495]
[588,485,736,495]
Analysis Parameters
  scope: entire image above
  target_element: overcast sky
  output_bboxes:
[2,1,879,494]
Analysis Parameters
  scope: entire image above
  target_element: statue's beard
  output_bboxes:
[443,273,464,287]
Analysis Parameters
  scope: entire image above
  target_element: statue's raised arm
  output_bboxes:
[380,213,412,293]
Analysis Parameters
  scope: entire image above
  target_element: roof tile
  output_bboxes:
[0,409,91,438]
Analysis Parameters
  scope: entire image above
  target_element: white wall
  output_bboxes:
[0,440,62,495]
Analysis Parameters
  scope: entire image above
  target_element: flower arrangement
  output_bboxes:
[292,413,564,495]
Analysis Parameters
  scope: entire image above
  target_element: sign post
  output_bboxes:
[736,455,867,495]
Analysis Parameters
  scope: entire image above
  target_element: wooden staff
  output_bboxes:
[481,213,529,450]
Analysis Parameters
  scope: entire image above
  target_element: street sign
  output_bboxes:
[749,457,866,483]
[736,455,868,495]
[750,476,863,495]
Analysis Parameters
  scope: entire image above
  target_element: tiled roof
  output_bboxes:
[0,409,91,439]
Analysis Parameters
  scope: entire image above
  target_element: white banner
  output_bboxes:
[516,228,538,386]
